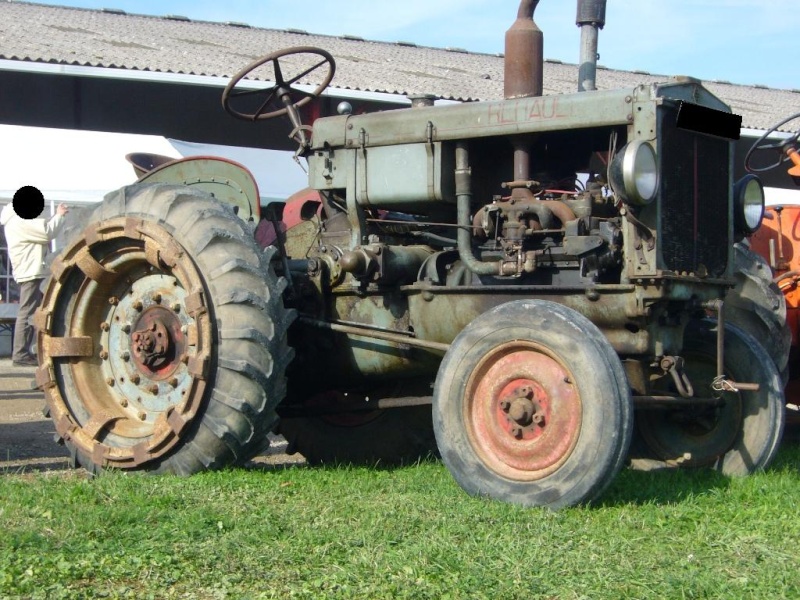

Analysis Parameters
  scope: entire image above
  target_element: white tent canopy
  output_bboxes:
[0,125,308,205]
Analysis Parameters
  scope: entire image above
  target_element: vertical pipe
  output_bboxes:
[456,143,501,276]
[504,0,543,100]
[576,0,606,92]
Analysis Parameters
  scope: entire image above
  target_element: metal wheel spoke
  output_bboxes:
[285,58,330,86]
[43,336,94,358]
[272,58,285,85]
[229,86,278,99]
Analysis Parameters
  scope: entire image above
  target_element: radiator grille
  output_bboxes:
[657,103,731,277]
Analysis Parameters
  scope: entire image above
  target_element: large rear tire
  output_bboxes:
[637,319,785,474]
[724,243,790,383]
[36,183,295,474]
[433,300,633,509]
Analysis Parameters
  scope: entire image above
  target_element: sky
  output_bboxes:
[29,0,799,90]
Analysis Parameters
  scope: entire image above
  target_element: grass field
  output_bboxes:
[2,442,799,599]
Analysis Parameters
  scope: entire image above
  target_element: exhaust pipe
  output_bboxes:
[576,0,606,92]
[504,0,543,99]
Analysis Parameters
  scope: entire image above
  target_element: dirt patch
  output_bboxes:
[0,359,304,475]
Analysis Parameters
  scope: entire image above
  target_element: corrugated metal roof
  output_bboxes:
[1,0,798,130]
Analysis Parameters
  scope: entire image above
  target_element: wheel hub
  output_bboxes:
[466,343,581,480]
[130,306,183,374]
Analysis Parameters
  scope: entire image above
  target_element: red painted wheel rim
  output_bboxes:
[464,341,582,481]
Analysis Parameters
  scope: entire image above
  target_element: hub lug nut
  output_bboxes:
[100,322,110,332]
[99,350,109,360]
[130,374,140,384]
[132,300,143,312]
[148,384,159,395]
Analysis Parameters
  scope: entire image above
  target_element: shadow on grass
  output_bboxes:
[599,437,800,507]
[597,465,732,507]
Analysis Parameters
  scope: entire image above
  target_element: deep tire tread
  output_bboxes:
[60,183,294,475]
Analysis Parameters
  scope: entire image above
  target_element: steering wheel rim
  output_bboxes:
[222,46,336,121]
[744,111,800,173]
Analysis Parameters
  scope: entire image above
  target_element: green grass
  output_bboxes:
[2,443,800,599]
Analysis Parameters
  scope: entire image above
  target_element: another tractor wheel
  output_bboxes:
[724,242,790,383]
[637,320,784,474]
[36,183,295,474]
[277,385,437,465]
[433,300,633,509]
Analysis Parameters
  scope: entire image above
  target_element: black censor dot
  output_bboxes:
[12,186,45,219]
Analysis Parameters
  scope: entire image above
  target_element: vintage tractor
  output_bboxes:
[741,111,800,418]
[35,0,785,509]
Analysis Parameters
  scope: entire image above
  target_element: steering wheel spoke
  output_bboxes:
[222,46,336,122]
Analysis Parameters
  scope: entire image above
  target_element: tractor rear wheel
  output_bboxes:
[36,183,294,474]
[637,320,785,474]
[433,300,633,509]
[724,243,790,383]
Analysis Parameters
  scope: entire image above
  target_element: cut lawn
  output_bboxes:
[2,442,799,599]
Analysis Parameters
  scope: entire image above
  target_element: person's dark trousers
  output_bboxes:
[12,278,43,363]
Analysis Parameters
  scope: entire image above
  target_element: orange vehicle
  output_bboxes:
[743,111,800,419]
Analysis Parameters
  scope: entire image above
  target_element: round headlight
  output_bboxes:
[609,140,659,205]
[734,174,764,235]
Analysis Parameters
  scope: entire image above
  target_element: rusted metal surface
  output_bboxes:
[298,317,449,353]
[36,214,212,469]
[504,0,543,100]
[464,341,581,480]
[140,156,260,221]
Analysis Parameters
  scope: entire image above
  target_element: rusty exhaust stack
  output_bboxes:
[576,0,606,92]
[504,0,543,99]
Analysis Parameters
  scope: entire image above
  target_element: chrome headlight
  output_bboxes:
[609,140,659,205]
[734,174,764,235]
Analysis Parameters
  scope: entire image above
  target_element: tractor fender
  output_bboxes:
[136,155,260,222]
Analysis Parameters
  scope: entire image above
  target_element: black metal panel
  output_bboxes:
[658,102,731,277]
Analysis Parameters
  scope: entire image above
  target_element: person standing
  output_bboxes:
[0,187,68,366]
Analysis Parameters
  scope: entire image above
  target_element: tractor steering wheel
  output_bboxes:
[222,46,336,122]
[744,111,800,173]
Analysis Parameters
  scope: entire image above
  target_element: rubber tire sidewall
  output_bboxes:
[433,299,633,509]
[660,320,783,474]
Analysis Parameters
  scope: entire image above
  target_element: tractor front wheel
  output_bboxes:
[433,300,633,509]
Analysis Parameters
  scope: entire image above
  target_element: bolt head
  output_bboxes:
[100,322,110,332]
[130,374,141,384]
[148,384,159,395]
